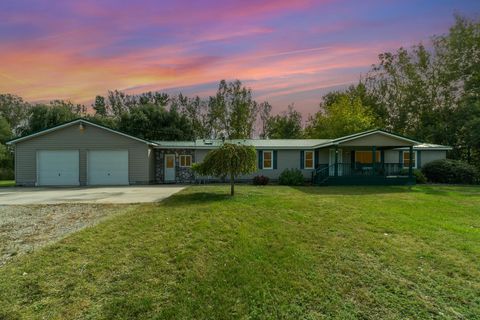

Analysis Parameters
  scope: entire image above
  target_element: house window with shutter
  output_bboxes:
[304,151,314,169]
[263,151,273,169]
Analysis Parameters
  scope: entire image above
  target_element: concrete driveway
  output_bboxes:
[0,185,186,205]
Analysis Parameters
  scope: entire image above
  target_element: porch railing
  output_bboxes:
[313,163,405,184]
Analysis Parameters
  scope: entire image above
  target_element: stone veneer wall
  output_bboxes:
[155,149,196,183]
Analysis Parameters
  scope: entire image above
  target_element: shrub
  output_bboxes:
[253,175,269,185]
[400,169,427,184]
[0,168,14,180]
[279,168,304,186]
[422,159,479,184]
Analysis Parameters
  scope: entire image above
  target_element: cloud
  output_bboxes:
[0,0,474,113]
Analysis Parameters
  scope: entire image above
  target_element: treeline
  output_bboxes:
[0,15,479,174]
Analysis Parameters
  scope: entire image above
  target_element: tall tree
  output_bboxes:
[118,103,194,141]
[365,14,480,164]
[0,116,13,174]
[305,94,376,138]
[107,90,136,116]
[137,92,169,107]
[0,116,11,143]
[92,95,107,116]
[208,80,258,139]
[178,94,211,139]
[21,102,80,135]
[0,94,30,135]
[258,101,272,138]
[265,105,303,139]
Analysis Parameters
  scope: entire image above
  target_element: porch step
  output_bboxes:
[317,176,416,186]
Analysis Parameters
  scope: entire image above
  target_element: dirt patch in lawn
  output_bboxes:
[0,204,135,266]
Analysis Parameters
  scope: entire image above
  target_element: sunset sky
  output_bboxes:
[0,0,479,115]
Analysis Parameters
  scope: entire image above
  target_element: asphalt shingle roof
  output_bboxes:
[153,139,332,149]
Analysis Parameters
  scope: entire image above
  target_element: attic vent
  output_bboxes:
[204,141,213,145]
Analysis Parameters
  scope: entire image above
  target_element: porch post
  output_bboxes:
[334,145,338,177]
[381,149,385,176]
[372,146,376,176]
[408,146,413,179]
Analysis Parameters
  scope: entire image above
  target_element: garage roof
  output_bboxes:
[6,119,156,146]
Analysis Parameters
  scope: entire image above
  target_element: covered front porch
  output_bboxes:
[312,130,417,185]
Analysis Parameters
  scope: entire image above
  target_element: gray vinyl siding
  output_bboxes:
[418,150,447,167]
[317,148,329,164]
[195,149,322,181]
[383,150,447,167]
[384,150,400,163]
[14,123,150,186]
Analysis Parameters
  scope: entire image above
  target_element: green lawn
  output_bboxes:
[0,180,15,187]
[1,185,479,319]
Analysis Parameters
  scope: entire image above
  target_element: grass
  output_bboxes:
[0,180,15,187]
[0,185,479,319]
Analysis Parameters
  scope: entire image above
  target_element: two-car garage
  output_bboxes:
[36,150,129,186]
[7,120,155,187]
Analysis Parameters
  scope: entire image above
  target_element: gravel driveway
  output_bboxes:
[0,204,135,266]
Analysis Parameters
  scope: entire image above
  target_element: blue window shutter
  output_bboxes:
[417,150,421,168]
[314,150,319,168]
[258,150,263,169]
[300,150,305,169]
[273,150,278,169]
[398,150,403,165]
[351,150,355,168]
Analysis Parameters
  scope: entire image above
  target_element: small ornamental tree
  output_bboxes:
[193,143,257,196]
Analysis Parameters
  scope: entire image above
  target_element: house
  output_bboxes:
[6,119,451,186]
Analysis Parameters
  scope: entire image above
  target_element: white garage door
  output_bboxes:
[88,150,129,185]
[37,150,80,186]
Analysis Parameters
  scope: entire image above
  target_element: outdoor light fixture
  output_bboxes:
[79,122,85,132]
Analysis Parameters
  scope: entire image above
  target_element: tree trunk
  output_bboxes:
[230,174,235,196]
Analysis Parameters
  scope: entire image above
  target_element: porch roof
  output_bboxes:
[312,129,419,148]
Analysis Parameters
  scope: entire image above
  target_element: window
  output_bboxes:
[304,151,314,169]
[403,151,416,168]
[355,151,381,164]
[179,155,192,167]
[263,151,273,169]
[166,155,175,168]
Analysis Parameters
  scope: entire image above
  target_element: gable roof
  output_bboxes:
[6,118,156,146]
[311,129,420,148]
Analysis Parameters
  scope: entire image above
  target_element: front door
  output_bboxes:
[328,149,343,176]
[164,154,176,182]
